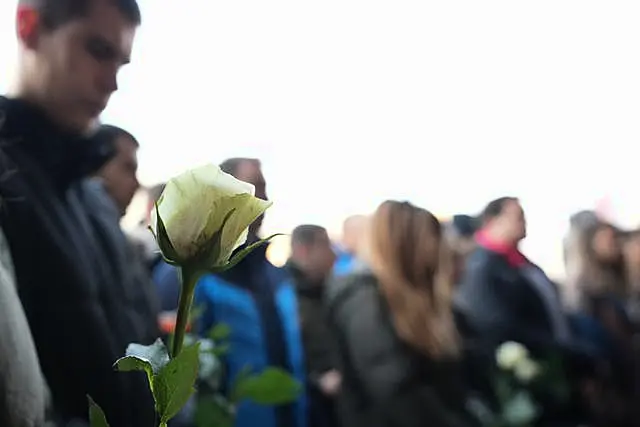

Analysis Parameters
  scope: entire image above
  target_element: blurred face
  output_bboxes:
[99,135,139,215]
[492,200,527,243]
[342,215,367,254]
[592,226,621,263]
[234,160,267,235]
[294,231,336,280]
[17,0,136,133]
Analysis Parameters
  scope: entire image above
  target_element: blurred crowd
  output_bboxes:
[1,1,639,427]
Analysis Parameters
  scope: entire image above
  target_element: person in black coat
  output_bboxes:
[0,0,153,425]
[327,200,478,427]
[91,124,161,345]
[454,197,594,425]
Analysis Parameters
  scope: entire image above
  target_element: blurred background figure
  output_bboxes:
[89,124,160,347]
[129,183,166,272]
[286,225,340,427]
[327,200,473,427]
[444,214,478,284]
[96,125,140,216]
[193,158,307,427]
[333,215,368,277]
[623,230,640,323]
[563,210,603,309]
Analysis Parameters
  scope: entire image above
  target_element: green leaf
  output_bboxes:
[214,234,284,273]
[190,304,206,325]
[501,391,538,426]
[195,395,234,427]
[205,323,231,356]
[210,343,230,357]
[115,339,171,375]
[114,339,172,397]
[155,343,201,424]
[208,323,232,342]
[88,396,110,427]
[152,202,182,264]
[232,367,301,405]
[114,355,155,393]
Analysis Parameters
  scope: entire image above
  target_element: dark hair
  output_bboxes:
[219,158,260,177]
[480,197,518,224]
[291,224,327,247]
[95,124,139,148]
[19,0,141,30]
[451,214,478,238]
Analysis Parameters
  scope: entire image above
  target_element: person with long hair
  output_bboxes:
[326,200,475,427]
[564,219,637,425]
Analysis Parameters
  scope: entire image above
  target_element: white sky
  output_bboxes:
[2,0,640,277]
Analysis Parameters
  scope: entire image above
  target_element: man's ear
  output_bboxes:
[16,5,41,50]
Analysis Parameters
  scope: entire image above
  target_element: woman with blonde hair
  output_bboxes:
[326,200,475,427]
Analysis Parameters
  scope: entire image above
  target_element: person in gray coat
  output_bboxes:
[0,227,47,427]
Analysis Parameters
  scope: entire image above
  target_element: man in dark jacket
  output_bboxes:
[287,224,339,427]
[454,197,592,424]
[0,0,153,426]
[90,124,160,344]
[455,197,571,350]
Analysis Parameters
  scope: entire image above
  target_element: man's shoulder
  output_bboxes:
[465,246,506,270]
[79,179,117,213]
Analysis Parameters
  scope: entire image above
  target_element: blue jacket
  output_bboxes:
[195,244,307,427]
[333,251,357,277]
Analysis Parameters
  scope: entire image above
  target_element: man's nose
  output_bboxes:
[101,67,119,94]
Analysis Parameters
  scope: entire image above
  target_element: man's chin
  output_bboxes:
[84,117,102,136]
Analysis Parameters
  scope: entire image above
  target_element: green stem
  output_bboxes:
[159,423,168,427]
[171,267,198,358]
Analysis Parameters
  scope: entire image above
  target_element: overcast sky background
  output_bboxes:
[2,0,640,276]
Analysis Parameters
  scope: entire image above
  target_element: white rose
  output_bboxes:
[151,164,272,270]
[514,359,541,383]
[496,341,529,371]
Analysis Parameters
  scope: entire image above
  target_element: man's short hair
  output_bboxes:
[480,197,518,224]
[291,224,327,247]
[19,0,141,31]
[219,158,261,177]
[95,124,139,148]
[451,214,478,238]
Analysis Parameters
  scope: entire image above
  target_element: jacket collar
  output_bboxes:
[0,96,115,189]
[475,228,528,268]
[285,260,325,298]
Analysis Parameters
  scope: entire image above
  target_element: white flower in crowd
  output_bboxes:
[496,341,529,371]
[513,358,541,383]
[151,164,272,270]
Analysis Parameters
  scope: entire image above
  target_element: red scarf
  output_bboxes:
[475,229,528,267]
